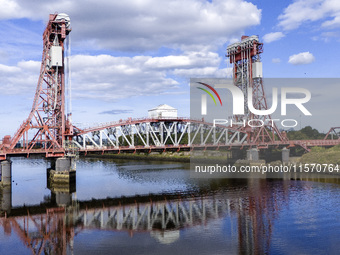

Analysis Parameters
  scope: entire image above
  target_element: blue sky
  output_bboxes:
[0,0,340,137]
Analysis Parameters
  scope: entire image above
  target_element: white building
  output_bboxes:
[148,104,177,119]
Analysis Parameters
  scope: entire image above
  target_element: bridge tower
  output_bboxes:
[226,36,285,145]
[5,13,72,155]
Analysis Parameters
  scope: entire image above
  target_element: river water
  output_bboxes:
[0,157,339,255]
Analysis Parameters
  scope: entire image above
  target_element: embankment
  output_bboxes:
[80,151,237,163]
[299,144,340,164]
[81,151,191,162]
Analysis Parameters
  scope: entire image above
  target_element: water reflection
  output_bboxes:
[47,168,76,207]
[0,158,339,255]
[1,178,293,255]
[0,184,11,215]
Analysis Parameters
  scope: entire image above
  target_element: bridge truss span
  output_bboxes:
[72,117,248,153]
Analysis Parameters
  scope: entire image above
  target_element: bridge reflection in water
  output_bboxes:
[0,177,299,255]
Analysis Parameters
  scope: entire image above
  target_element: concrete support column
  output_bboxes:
[0,160,12,214]
[55,192,72,206]
[282,148,290,163]
[232,149,243,161]
[48,162,76,207]
[1,184,12,213]
[246,148,259,161]
[0,160,12,185]
[56,157,74,172]
[48,157,76,189]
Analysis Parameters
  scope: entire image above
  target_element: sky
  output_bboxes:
[0,0,340,137]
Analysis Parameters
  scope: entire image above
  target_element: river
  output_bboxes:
[0,157,339,255]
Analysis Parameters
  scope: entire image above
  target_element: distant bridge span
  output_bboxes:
[72,117,340,154]
[2,117,340,160]
[0,117,247,159]
[73,117,248,152]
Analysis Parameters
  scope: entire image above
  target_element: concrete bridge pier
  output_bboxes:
[246,148,259,161]
[282,148,290,163]
[0,160,12,214]
[232,149,245,161]
[50,190,74,207]
[0,160,12,186]
[47,157,76,207]
[55,157,75,172]
[0,184,12,214]
[47,157,76,190]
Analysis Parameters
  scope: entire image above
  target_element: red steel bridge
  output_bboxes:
[0,13,339,161]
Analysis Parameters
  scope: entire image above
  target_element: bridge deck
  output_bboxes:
[1,139,340,160]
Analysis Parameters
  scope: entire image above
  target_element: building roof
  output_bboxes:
[148,104,177,111]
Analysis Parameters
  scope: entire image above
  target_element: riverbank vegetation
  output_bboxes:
[299,144,340,164]
[287,126,326,140]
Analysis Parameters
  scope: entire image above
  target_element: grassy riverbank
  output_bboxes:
[81,150,237,163]
[81,144,340,166]
[82,151,191,162]
[299,144,340,164]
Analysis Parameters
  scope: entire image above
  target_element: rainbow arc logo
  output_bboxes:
[197,82,222,115]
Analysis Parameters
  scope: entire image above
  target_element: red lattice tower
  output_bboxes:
[6,14,73,154]
[226,35,286,145]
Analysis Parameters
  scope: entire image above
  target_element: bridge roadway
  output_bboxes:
[1,117,340,160]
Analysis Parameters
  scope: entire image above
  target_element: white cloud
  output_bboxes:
[0,61,40,94]
[145,56,193,69]
[272,58,281,63]
[145,51,220,69]
[311,31,340,42]
[70,50,231,100]
[0,49,229,100]
[172,67,232,77]
[278,0,340,31]
[322,15,340,27]
[70,54,178,100]
[0,0,26,19]
[288,52,315,65]
[0,0,261,52]
[263,32,285,43]
[0,0,261,101]
[17,60,40,71]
